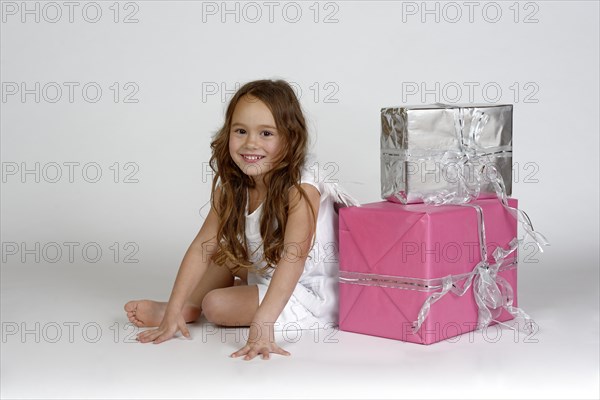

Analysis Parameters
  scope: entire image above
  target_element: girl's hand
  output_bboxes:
[230,321,290,360]
[136,311,191,344]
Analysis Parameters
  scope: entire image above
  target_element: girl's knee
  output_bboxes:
[201,289,225,324]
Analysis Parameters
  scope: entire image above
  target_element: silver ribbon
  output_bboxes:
[322,181,361,208]
[421,108,494,205]
[412,204,534,334]
[419,106,549,252]
[338,261,517,292]
[482,164,550,252]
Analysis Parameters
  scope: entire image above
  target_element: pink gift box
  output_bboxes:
[338,198,519,345]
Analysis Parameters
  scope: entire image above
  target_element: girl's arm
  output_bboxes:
[231,184,320,359]
[253,183,321,324]
[164,189,222,314]
[137,189,221,344]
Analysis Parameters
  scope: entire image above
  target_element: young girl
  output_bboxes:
[124,79,358,360]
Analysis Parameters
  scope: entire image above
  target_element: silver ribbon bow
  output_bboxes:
[412,204,534,335]
[422,108,549,252]
[422,108,492,205]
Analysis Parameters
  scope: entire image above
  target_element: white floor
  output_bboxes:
[1,251,598,400]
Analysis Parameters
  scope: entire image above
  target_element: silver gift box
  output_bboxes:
[381,103,513,204]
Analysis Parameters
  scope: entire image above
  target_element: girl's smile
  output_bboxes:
[240,154,266,163]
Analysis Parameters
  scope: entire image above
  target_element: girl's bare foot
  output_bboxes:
[124,300,202,327]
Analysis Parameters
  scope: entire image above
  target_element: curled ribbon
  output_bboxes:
[412,276,454,332]
[482,164,550,252]
[412,204,534,335]
[422,108,490,205]
[422,108,549,252]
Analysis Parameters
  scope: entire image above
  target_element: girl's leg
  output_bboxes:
[125,260,241,327]
[187,261,240,306]
[201,285,260,327]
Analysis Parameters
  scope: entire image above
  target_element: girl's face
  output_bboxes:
[229,95,284,182]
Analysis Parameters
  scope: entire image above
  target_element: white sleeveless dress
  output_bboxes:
[245,155,359,331]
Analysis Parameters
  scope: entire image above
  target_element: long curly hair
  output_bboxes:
[208,79,316,276]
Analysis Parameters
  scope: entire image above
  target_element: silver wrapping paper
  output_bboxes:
[381,103,513,204]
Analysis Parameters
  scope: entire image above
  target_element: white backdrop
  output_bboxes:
[1,1,599,399]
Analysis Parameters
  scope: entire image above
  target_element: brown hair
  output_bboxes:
[208,79,316,275]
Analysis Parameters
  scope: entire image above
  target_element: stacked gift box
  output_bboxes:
[338,103,546,345]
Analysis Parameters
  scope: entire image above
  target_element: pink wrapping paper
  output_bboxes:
[338,198,519,345]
